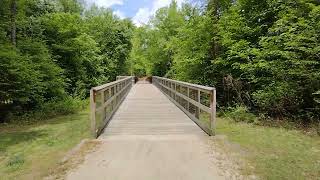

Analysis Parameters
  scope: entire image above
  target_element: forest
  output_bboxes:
[1,0,319,126]
[0,0,133,121]
[129,0,320,126]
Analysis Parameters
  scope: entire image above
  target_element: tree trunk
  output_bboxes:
[207,0,221,60]
[10,0,17,46]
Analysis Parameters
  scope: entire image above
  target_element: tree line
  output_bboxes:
[0,0,319,124]
[129,0,320,123]
[0,0,133,121]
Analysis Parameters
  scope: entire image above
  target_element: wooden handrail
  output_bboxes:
[152,76,216,135]
[90,76,134,137]
[116,76,132,81]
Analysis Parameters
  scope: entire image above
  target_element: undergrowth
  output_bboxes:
[5,97,88,124]
[220,105,320,136]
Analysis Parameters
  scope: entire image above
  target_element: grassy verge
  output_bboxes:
[216,118,320,180]
[0,108,91,180]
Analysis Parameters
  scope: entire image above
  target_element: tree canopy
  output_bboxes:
[0,0,319,123]
[0,0,133,119]
[128,0,320,122]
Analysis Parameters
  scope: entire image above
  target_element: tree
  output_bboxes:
[128,0,320,122]
[0,0,134,120]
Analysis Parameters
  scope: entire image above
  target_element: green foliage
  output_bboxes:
[6,154,25,169]
[223,105,257,123]
[0,0,133,121]
[171,5,214,84]
[128,1,184,77]
[129,0,320,123]
[34,97,87,118]
[84,7,133,79]
[41,12,104,97]
[216,118,320,179]
[7,97,87,123]
[0,43,65,107]
[0,108,91,179]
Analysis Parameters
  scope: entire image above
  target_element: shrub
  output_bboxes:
[7,154,25,169]
[8,97,87,123]
[223,105,257,123]
[38,96,87,116]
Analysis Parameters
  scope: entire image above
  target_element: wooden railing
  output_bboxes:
[152,76,216,135]
[116,76,131,80]
[90,76,134,137]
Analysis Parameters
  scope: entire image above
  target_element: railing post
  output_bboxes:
[210,88,216,135]
[174,83,176,100]
[101,90,105,122]
[187,87,190,111]
[197,90,200,118]
[90,89,97,138]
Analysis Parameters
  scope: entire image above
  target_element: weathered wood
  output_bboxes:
[93,76,133,91]
[90,76,134,137]
[90,89,96,137]
[91,76,216,137]
[116,76,131,81]
[157,82,211,113]
[153,76,215,93]
[101,90,105,123]
[152,76,216,135]
[95,82,133,112]
[161,89,212,135]
[101,83,205,136]
[210,89,216,135]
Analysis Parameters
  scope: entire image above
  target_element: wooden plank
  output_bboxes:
[210,89,216,135]
[157,82,211,114]
[101,83,206,136]
[93,76,132,91]
[152,76,216,136]
[153,76,215,93]
[161,89,212,135]
[96,84,132,136]
[90,89,97,137]
[187,87,190,112]
[91,77,134,138]
[95,82,132,112]
[101,90,105,122]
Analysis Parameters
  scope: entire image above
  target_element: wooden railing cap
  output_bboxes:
[92,76,133,91]
[152,76,215,91]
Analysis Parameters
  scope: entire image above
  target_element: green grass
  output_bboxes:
[0,108,91,180]
[216,118,320,180]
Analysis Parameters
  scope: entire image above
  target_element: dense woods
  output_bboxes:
[0,0,133,120]
[129,0,320,124]
[0,0,319,125]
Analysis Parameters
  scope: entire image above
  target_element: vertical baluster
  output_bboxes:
[174,83,176,101]
[187,87,190,111]
[101,90,105,127]
[197,89,200,119]
[90,89,97,137]
[210,89,216,135]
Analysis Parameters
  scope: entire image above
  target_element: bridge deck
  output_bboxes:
[100,82,205,136]
[66,83,224,180]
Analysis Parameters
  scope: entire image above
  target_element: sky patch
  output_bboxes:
[84,0,185,26]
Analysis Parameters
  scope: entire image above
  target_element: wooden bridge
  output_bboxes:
[90,76,216,138]
[66,76,221,180]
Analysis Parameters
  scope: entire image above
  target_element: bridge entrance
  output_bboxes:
[90,76,216,138]
[67,77,220,180]
[100,82,204,137]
